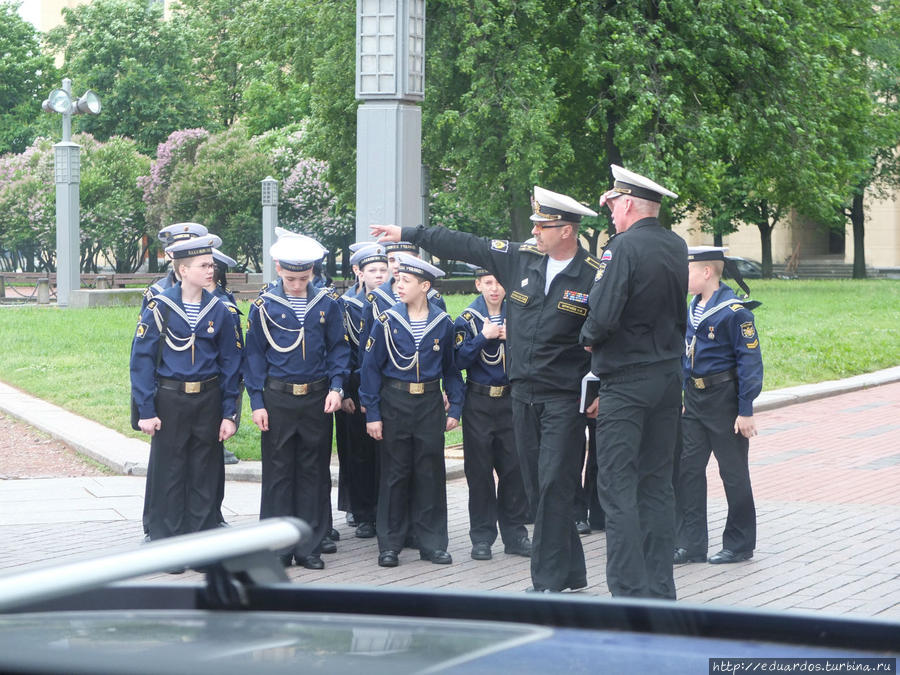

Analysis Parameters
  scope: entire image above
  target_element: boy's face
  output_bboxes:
[474,274,505,306]
[388,251,419,279]
[277,264,312,296]
[361,261,388,292]
[688,261,711,296]
[394,272,429,304]
[178,254,215,289]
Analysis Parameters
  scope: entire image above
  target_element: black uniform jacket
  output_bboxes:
[403,225,600,402]
[579,217,688,375]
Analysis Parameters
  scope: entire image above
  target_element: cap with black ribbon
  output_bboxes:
[394,252,445,283]
[688,245,752,298]
[270,233,327,272]
[385,241,419,254]
[165,233,222,259]
[600,165,678,207]
[158,222,208,246]
[530,186,597,225]
[349,244,388,270]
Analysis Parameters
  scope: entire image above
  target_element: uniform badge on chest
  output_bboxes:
[207,321,215,334]
[707,325,715,340]
[320,310,326,324]
[433,338,440,352]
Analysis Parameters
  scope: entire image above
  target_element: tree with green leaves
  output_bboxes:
[45,0,209,155]
[0,2,57,154]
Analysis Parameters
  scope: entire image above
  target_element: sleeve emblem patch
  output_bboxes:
[365,336,375,351]
[455,332,464,346]
[741,322,756,339]
[490,239,509,252]
[595,262,607,281]
[746,339,759,349]
[136,322,147,338]
[601,250,613,261]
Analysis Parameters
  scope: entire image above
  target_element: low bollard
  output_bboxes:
[95,275,110,290]
[0,276,5,299]
[37,278,50,304]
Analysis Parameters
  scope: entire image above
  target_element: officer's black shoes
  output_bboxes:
[528,578,587,593]
[278,553,294,567]
[708,549,753,564]
[142,534,151,544]
[525,587,552,593]
[673,547,707,564]
[471,542,492,560]
[575,520,592,536]
[420,549,452,565]
[378,550,399,567]
[329,528,341,541]
[320,537,337,554]
[355,522,376,539]
[404,533,419,549]
[223,448,239,465]
[296,555,325,570]
[345,512,357,527]
[503,537,532,557]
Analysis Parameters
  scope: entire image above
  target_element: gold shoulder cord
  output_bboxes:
[259,302,306,358]
[470,316,505,371]
[383,319,420,381]
[153,305,197,364]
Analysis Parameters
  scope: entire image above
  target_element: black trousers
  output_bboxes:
[259,387,333,557]
[462,390,529,547]
[594,361,682,600]
[145,385,223,540]
[345,404,379,523]
[377,385,448,553]
[574,422,605,529]
[676,380,756,556]
[335,409,352,514]
[512,396,587,592]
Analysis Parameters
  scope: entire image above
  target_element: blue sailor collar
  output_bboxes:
[264,279,331,314]
[153,285,220,328]
[690,282,761,326]
[385,301,449,341]
[465,294,506,324]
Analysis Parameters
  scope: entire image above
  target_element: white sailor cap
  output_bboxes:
[394,252,445,282]
[385,241,419,254]
[165,233,222,259]
[349,244,387,269]
[212,248,237,268]
[274,225,301,240]
[530,186,598,224]
[687,245,728,262]
[600,164,678,206]
[270,233,326,272]
[349,241,376,253]
[158,222,208,245]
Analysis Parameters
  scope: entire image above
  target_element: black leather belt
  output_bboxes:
[158,376,219,394]
[266,377,329,396]
[385,377,440,395]
[689,369,737,390]
[467,380,510,398]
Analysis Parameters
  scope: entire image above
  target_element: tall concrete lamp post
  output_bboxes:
[42,78,101,307]
[355,0,425,243]
[261,176,279,283]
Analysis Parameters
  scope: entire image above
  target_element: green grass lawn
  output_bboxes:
[0,279,897,460]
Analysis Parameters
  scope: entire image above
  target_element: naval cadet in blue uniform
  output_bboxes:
[130,234,243,543]
[580,165,687,600]
[359,253,464,568]
[454,266,531,561]
[244,234,350,570]
[674,246,763,566]
[140,222,209,313]
[335,244,390,539]
[372,185,600,593]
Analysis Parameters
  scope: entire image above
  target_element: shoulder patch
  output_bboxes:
[595,262,607,281]
[455,331,465,346]
[741,321,756,339]
[227,305,238,314]
[366,292,375,303]
[254,297,264,307]
[365,336,375,351]
[519,243,542,255]
[601,249,613,261]
[462,311,473,321]
[584,255,600,270]
[490,239,509,253]
[431,290,442,299]
[146,300,157,310]
[135,322,147,338]
[509,290,530,306]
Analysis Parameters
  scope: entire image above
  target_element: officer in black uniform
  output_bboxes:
[454,267,531,561]
[580,165,687,600]
[131,234,243,543]
[372,184,600,593]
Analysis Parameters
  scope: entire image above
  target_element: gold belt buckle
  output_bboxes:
[292,383,309,395]
[409,382,425,395]
[184,381,202,394]
[693,377,705,390]
[489,385,504,398]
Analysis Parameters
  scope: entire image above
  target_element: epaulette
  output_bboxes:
[254,297,264,307]
[366,292,376,303]
[376,312,389,324]
[519,243,542,255]
[226,305,238,314]
[146,300,157,310]
[730,303,744,312]
[584,254,601,270]
[431,290,442,299]
[462,311,473,321]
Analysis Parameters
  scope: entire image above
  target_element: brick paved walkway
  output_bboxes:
[1,382,898,619]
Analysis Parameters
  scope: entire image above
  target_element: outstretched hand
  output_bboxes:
[370,224,402,243]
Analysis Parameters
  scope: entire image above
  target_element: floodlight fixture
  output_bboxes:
[75,90,101,115]
[42,89,72,114]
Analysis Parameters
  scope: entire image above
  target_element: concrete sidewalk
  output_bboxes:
[1,369,899,620]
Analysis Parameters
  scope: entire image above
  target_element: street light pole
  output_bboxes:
[261,176,279,283]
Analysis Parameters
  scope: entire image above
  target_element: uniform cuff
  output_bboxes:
[738,399,754,417]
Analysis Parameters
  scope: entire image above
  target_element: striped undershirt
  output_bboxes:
[409,318,428,346]
[287,296,308,324]
[691,301,706,329]
[183,301,200,329]
[488,314,503,325]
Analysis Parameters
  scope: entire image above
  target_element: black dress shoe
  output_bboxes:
[378,550,399,567]
[355,522,376,539]
[575,520,591,536]
[296,555,325,570]
[329,528,341,541]
[320,537,337,554]
[471,542,492,560]
[673,547,707,564]
[278,553,293,567]
[525,586,552,593]
[223,448,239,465]
[420,549,452,564]
[345,512,357,527]
[709,549,753,564]
[503,537,532,557]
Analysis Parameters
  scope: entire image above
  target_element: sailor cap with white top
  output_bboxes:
[385,241,419,254]
[394,252,445,283]
[600,164,678,206]
[687,245,728,262]
[165,234,222,259]
[530,185,598,224]
[212,248,238,268]
[158,222,208,245]
[270,233,327,272]
[349,241,376,253]
[349,244,387,269]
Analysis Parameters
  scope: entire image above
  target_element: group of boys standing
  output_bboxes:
[131,162,763,597]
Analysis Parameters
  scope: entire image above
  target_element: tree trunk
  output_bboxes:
[850,190,866,279]
[509,203,532,242]
[757,219,774,279]
[148,239,158,273]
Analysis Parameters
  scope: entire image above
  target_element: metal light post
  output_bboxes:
[261,176,279,283]
[355,0,425,243]
[42,78,101,307]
